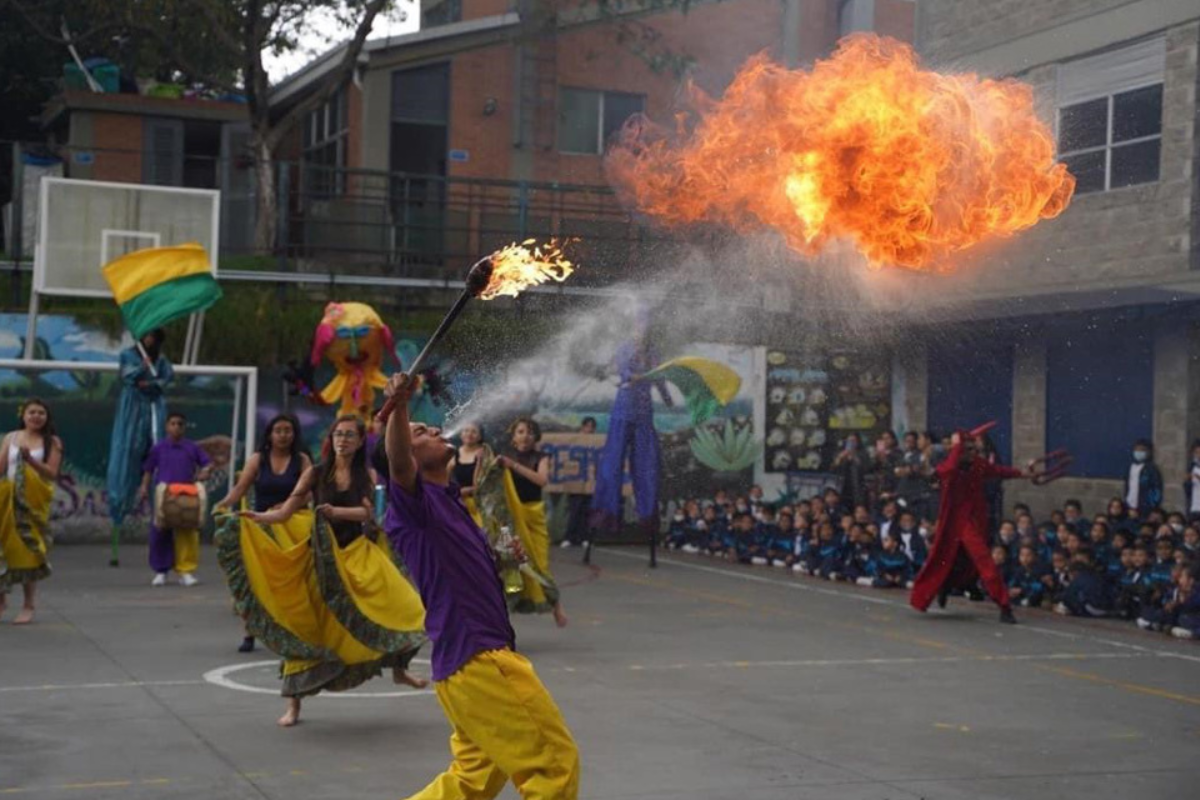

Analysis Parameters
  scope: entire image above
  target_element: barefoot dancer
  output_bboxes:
[910,430,1036,624]
[384,373,580,800]
[216,415,426,727]
[215,413,313,652]
[0,399,63,625]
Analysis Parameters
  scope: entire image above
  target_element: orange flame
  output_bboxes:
[480,238,576,300]
[606,35,1076,271]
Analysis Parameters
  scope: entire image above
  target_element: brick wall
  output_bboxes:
[89,111,144,182]
[873,0,914,45]
[447,44,515,179]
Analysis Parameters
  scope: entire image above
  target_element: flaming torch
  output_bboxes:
[376,238,576,422]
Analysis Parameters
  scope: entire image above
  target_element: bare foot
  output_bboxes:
[277,699,301,727]
[553,604,569,629]
[13,607,34,625]
[392,668,429,689]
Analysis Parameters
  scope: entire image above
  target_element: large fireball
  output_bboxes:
[605,34,1076,271]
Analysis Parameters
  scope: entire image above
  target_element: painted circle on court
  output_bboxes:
[202,658,435,698]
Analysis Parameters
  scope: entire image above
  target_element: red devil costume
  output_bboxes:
[910,431,1027,621]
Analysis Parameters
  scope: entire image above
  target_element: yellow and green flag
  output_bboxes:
[642,356,742,425]
[102,243,223,338]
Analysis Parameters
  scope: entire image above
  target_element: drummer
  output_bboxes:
[138,411,212,587]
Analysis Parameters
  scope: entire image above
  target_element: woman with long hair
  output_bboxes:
[449,422,485,524]
[106,329,172,535]
[216,414,426,727]
[216,413,313,652]
[474,417,567,627]
[0,399,63,624]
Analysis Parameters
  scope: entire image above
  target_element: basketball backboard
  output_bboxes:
[36,178,220,298]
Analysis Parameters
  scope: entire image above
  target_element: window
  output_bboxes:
[303,86,349,197]
[1055,36,1165,195]
[423,0,461,28]
[557,88,645,155]
[1058,84,1162,194]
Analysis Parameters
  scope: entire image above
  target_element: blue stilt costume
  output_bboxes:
[106,346,173,532]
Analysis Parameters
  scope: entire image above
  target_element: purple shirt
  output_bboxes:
[143,438,210,485]
[385,474,514,681]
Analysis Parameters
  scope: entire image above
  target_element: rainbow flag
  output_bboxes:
[642,356,742,425]
[102,243,222,338]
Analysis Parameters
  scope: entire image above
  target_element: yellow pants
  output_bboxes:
[174,529,200,574]
[406,649,579,800]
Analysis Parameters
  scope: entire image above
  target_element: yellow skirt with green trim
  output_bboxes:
[502,471,560,613]
[0,463,53,588]
[215,511,427,697]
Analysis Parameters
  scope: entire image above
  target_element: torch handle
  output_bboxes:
[376,287,475,423]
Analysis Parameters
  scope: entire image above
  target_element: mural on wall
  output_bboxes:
[765,347,891,475]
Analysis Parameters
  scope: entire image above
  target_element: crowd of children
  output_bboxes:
[663,485,1200,642]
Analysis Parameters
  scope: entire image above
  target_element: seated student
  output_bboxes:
[1043,548,1071,605]
[706,511,734,557]
[1138,561,1200,638]
[990,544,1014,587]
[1106,531,1130,582]
[805,521,845,580]
[750,506,781,566]
[1015,512,1036,542]
[1114,545,1153,620]
[870,534,912,588]
[877,499,899,541]
[1062,528,1085,559]
[844,525,879,585]
[666,506,692,550]
[1148,536,1177,597]
[995,520,1019,558]
[1007,544,1048,608]
[789,516,811,568]
[1183,526,1200,558]
[1063,499,1086,535]
[767,511,796,567]
[1055,550,1112,617]
[1166,511,1187,539]
[729,512,758,564]
[687,505,719,554]
[1089,521,1113,566]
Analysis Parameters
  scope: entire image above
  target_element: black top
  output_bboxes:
[314,472,369,547]
[508,449,546,504]
[254,452,303,513]
[453,448,479,489]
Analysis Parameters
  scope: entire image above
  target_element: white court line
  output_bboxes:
[600,549,1200,661]
[602,548,898,606]
[0,679,205,693]
[202,660,436,699]
[622,651,1151,671]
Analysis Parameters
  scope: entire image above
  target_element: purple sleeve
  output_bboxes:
[142,443,160,475]
[192,442,212,467]
[386,474,429,529]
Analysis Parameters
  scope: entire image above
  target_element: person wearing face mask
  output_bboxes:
[1183,439,1200,521]
[1125,439,1163,520]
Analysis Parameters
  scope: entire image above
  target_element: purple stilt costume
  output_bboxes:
[589,339,671,542]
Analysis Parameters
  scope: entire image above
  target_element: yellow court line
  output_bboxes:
[604,564,1200,709]
[1036,664,1200,707]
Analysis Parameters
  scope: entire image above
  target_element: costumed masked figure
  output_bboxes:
[589,319,673,543]
[106,329,173,534]
[910,429,1031,624]
[310,302,397,418]
[216,414,427,727]
[0,399,63,625]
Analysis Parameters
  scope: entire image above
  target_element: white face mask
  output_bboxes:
[1132,450,1148,463]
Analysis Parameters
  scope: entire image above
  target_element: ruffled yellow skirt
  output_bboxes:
[216,511,426,697]
[0,464,53,588]
[502,472,560,613]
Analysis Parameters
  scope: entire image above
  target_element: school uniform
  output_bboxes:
[1006,565,1048,608]
[873,549,912,587]
[1114,567,1152,620]
[1060,568,1112,617]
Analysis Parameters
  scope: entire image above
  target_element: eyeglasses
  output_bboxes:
[331,431,359,440]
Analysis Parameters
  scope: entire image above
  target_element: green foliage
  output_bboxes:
[689,418,760,473]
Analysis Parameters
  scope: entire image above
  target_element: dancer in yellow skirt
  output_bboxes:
[0,399,62,625]
[215,413,313,652]
[449,422,485,526]
[216,414,427,727]
[497,417,567,627]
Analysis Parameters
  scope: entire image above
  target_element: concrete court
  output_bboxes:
[1,545,1198,800]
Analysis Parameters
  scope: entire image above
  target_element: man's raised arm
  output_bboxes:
[383,373,420,494]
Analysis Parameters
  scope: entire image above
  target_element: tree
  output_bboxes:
[3,0,393,253]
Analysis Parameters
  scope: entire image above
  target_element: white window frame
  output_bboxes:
[558,88,645,156]
[303,87,349,196]
[1056,81,1162,194]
